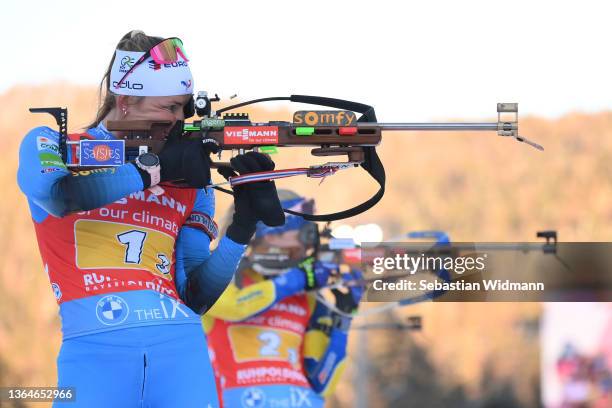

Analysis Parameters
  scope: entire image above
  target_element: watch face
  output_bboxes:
[139,153,159,167]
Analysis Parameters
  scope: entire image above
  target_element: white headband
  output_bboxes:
[110,49,194,96]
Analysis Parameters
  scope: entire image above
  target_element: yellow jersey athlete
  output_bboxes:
[203,190,363,408]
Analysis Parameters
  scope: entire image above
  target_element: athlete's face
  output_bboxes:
[263,230,301,248]
[118,95,191,138]
[253,230,308,260]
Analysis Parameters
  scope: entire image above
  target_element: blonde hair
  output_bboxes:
[85,30,163,129]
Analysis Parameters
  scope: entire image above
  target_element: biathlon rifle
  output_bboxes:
[30,93,543,222]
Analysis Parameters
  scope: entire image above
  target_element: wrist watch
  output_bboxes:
[135,152,161,187]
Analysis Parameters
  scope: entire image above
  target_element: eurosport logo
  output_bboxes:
[119,56,135,73]
[241,387,266,408]
[148,60,189,70]
[51,283,62,301]
[95,295,129,326]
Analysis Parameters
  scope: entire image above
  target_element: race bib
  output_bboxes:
[74,220,174,280]
[228,325,302,368]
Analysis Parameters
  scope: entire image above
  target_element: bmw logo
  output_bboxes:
[95,295,129,325]
[241,387,265,408]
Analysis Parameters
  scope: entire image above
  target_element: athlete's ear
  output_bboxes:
[116,95,130,118]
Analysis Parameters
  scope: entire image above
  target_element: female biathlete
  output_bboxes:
[17,30,283,407]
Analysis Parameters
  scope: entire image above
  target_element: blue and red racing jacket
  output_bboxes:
[17,123,245,339]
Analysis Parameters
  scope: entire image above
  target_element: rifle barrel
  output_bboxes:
[374,122,500,131]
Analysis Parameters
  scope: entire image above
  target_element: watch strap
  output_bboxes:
[135,154,161,187]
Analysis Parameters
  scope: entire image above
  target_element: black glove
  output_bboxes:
[331,269,364,314]
[218,152,285,244]
[329,270,364,331]
[158,121,219,188]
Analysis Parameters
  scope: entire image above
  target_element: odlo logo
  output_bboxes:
[112,81,144,90]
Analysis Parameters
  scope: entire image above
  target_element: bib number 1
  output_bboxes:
[117,230,147,263]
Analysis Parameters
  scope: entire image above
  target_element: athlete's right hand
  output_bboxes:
[332,269,364,313]
[158,122,219,188]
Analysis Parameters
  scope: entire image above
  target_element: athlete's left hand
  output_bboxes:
[218,152,285,244]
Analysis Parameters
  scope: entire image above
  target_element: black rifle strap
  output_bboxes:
[282,95,385,222]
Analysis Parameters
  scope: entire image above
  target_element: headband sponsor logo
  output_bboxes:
[224,126,279,145]
[112,80,144,90]
[111,49,192,95]
[148,61,162,71]
[119,56,136,73]
[148,60,189,71]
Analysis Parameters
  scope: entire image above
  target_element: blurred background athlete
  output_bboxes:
[203,190,363,408]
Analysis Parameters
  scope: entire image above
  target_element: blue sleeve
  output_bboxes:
[306,328,349,393]
[272,267,306,299]
[17,127,144,219]
[175,188,247,314]
[303,300,351,394]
